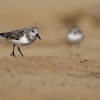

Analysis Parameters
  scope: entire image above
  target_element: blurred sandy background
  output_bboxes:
[0,0,100,100]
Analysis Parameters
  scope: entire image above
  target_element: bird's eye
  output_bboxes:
[32,30,35,32]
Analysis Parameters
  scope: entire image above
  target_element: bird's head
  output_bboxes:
[31,27,41,40]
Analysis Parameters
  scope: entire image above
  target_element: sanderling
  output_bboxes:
[0,27,41,57]
[66,26,84,56]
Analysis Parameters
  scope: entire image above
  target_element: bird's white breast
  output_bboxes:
[67,32,83,43]
[8,35,29,45]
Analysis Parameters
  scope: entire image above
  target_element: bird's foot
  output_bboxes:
[10,52,16,57]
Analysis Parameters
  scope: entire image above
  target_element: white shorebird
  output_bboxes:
[0,27,41,57]
[67,26,84,56]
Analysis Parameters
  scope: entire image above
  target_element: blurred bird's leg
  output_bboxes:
[68,43,73,57]
[18,46,24,57]
[76,43,81,57]
[77,43,80,48]
[10,44,16,57]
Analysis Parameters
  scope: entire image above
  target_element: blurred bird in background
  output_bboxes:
[66,26,84,57]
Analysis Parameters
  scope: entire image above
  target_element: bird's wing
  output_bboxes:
[3,28,28,40]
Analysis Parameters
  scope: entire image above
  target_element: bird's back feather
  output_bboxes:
[0,28,28,40]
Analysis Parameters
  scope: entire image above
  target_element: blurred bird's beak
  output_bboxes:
[37,34,41,40]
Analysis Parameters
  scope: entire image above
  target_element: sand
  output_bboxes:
[0,57,100,100]
[0,0,100,100]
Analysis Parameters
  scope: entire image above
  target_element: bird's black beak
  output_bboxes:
[36,34,41,40]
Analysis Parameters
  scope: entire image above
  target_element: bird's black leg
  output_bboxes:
[10,44,16,57]
[18,46,24,57]
[76,43,80,57]
[77,43,80,48]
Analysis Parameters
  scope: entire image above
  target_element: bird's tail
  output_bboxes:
[0,33,6,38]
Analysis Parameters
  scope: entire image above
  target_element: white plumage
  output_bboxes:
[9,35,29,45]
[67,32,83,43]
[67,26,84,45]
